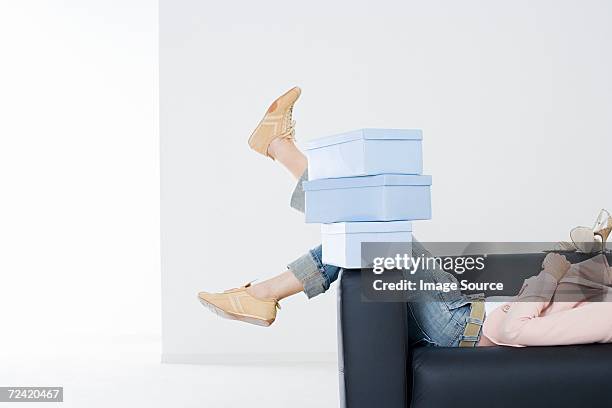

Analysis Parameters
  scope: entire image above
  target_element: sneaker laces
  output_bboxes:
[280,106,296,141]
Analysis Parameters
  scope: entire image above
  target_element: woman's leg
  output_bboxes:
[248,245,342,300]
[267,137,307,180]
[247,271,303,301]
[198,245,340,326]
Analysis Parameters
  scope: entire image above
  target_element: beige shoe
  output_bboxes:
[197,283,280,327]
[248,86,301,158]
[570,209,612,253]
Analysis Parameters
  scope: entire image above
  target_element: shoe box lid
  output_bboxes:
[303,174,432,191]
[322,221,413,234]
[303,128,423,150]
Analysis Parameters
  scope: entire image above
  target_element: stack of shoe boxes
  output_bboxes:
[303,129,432,268]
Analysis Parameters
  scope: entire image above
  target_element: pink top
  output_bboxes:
[480,254,612,347]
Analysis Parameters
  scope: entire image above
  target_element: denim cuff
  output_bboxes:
[288,249,327,299]
[290,170,308,214]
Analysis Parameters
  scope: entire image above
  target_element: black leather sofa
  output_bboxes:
[337,252,612,408]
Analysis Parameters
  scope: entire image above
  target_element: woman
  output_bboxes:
[198,87,612,347]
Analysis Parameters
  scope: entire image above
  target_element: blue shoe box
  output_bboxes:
[322,221,413,268]
[303,174,432,223]
[304,128,423,180]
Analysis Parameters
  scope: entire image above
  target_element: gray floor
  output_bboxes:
[0,335,339,408]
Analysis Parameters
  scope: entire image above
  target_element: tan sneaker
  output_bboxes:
[197,283,280,327]
[248,86,301,158]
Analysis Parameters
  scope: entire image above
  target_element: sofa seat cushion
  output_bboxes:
[410,344,612,408]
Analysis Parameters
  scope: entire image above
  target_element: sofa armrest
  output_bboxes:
[338,269,408,408]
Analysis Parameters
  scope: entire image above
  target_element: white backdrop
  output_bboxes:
[0,1,159,356]
[160,0,612,362]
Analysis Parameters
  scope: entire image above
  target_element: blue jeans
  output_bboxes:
[287,244,341,298]
[288,244,483,347]
[407,292,482,347]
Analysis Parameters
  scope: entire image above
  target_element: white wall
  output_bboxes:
[160,0,612,362]
[0,1,159,355]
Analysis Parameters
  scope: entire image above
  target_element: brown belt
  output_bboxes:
[458,299,485,347]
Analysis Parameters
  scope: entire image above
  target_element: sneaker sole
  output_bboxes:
[197,296,274,327]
